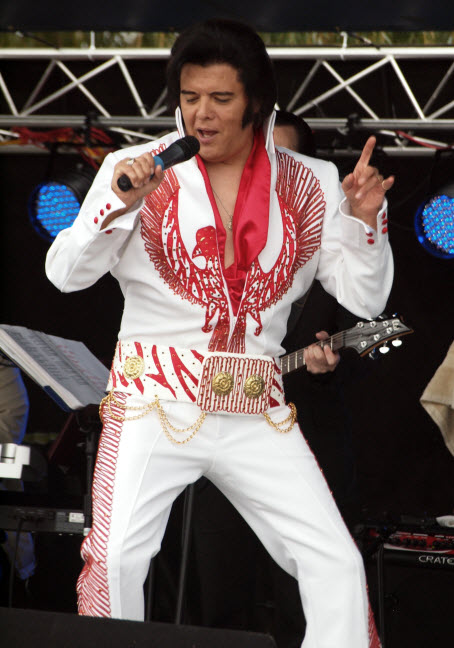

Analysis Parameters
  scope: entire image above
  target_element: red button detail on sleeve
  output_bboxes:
[106,203,111,210]
[94,217,99,224]
[367,239,375,245]
[105,229,113,234]
[100,209,104,216]
[382,227,388,234]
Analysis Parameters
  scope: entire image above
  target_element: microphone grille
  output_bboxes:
[179,135,200,159]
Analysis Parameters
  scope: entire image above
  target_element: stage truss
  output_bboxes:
[1,44,454,157]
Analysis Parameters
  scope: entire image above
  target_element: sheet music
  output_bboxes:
[0,325,109,410]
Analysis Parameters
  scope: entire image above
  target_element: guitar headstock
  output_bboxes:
[344,315,414,357]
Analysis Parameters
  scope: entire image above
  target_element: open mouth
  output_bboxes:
[197,129,218,142]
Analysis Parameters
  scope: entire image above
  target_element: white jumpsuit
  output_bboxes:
[46,110,392,647]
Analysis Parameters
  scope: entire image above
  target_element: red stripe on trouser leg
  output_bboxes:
[77,393,125,617]
[369,602,382,647]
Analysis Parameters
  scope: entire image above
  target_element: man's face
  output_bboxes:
[180,63,254,166]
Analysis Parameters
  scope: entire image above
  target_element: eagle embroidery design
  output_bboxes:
[140,151,325,353]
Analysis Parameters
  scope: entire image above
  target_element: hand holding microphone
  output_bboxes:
[116,135,200,192]
[105,136,200,229]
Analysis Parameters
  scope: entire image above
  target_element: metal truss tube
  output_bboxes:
[286,60,322,112]
[150,86,168,115]
[320,60,379,119]
[0,72,18,116]
[388,57,426,120]
[423,61,454,113]
[2,46,454,61]
[22,60,57,111]
[429,97,454,120]
[55,61,111,117]
[0,116,452,130]
[115,56,148,117]
[21,58,118,116]
[295,57,389,117]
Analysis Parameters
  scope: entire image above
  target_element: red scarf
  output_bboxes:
[197,129,271,315]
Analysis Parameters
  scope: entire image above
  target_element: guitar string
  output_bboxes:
[285,330,349,369]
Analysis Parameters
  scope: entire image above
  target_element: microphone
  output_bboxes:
[117,135,200,192]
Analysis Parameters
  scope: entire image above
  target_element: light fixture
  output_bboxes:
[414,182,454,260]
[28,165,96,242]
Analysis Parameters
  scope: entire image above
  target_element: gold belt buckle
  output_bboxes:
[197,354,274,414]
[212,371,234,396]
[243,374,265,399]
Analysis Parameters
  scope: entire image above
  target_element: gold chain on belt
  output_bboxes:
[99,391,296,443]
[99,391,206,444]
[263,402,297,433]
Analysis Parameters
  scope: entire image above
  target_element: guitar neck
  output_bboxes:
[281,332,344,375]
[280,316,413,375]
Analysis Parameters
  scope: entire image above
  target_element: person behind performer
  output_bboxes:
[0,358,36,595]
[45,19,393,648]
[274,109,365,525]
[273,110,317,158]
[262,110,373,648]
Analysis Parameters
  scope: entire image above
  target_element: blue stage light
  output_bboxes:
[414,185,454,259]
[28,166,96,241]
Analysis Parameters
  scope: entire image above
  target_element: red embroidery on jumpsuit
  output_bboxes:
[229,152,326,353]
[140,151,325,354]
[140,169,231,351]
[77,393,126,616]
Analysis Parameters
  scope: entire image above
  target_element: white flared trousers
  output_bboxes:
[78,395,379,648]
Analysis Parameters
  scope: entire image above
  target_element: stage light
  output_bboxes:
[28,165,96,241]
[414,183,454,260]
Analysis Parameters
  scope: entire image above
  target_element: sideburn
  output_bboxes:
[242,102,261,129]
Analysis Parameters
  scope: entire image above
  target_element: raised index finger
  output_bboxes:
[355,135,376,170]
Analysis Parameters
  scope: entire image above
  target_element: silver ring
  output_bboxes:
[126,158,135,166]
[381,180,386,190]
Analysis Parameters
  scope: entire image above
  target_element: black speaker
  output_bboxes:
[366,560,454,648]
[0,607,277,648]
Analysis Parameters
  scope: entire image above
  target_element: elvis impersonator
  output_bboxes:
[46,19,394,648]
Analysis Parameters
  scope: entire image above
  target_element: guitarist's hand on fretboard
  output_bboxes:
[304,330,341,374]
[280,316,414,376]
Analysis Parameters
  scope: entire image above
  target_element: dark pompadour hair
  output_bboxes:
[166,19,277,129]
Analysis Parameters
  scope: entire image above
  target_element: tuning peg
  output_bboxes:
[392,339,402,347]
[378,313,389,320]
[379,343,390,354]
[368,348,379,359]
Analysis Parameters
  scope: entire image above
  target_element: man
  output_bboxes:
[46,19,393,647]
[274,109,317,158]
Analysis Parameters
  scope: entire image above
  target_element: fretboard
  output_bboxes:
[280,332,345,375]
